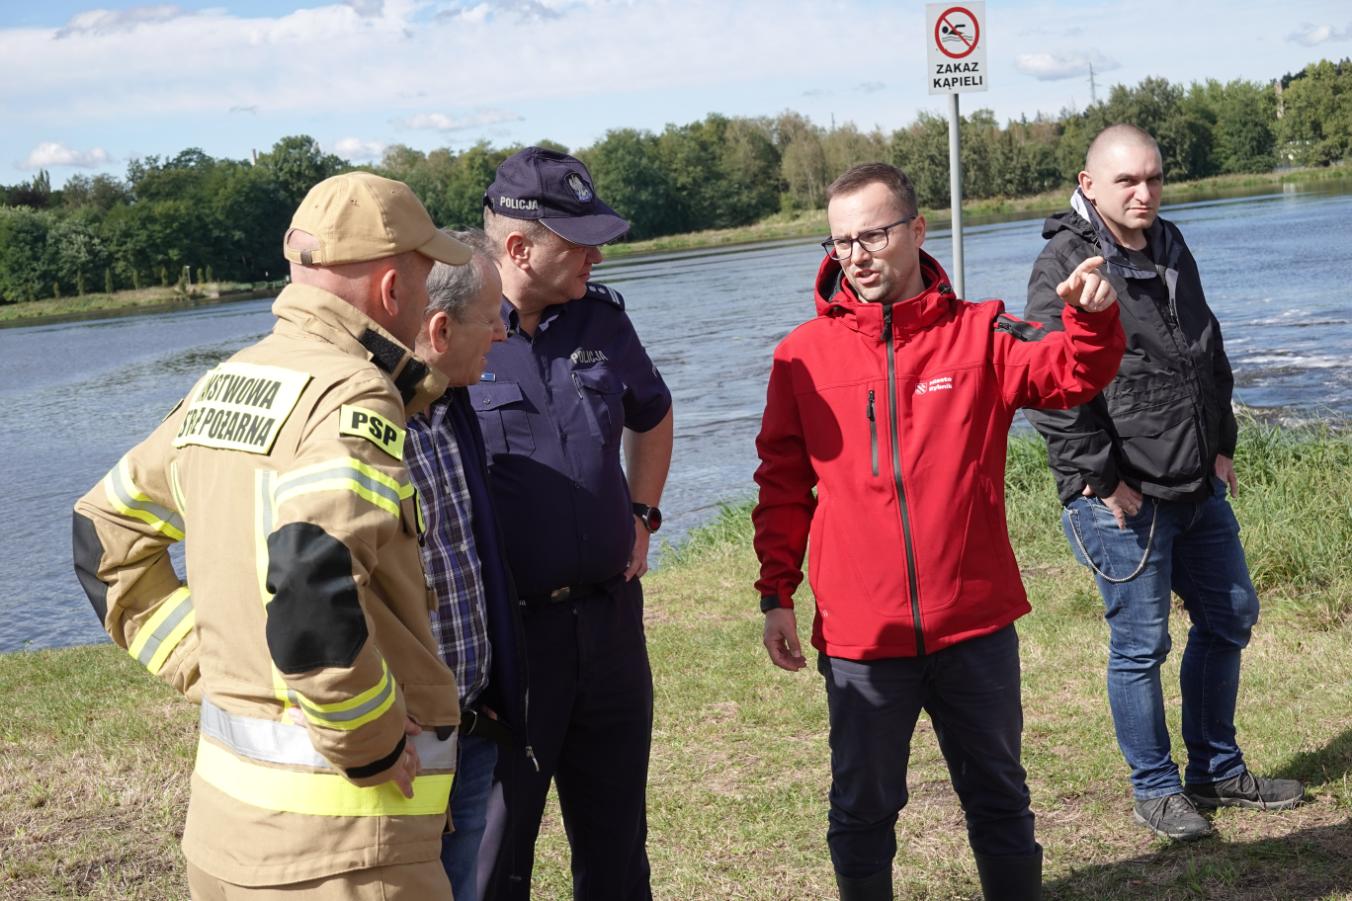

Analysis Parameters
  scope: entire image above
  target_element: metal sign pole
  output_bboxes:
[948,91,964,299]
[928,1,984,299]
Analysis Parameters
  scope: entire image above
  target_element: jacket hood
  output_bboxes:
[1041,206,1098,244]
[812,249,957,339]
[1042,189,1181,282]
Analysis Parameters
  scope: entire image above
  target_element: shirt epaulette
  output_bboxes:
[584,282,625,310]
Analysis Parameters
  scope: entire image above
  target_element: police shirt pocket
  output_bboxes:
[468,381,535,454]
[572,367,623,446]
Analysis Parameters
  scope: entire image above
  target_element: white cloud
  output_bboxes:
[0,0,906,127]
[1014,52,1118,82]
[438,0,575,23]
[345,0,386,16]
[332,137,388,161]
[398,109,523,131]
[54,5,189,39]
[6,0,1345,173]
[20,142,113,169]
[442,3,491,24]
[1286,21,1352,46]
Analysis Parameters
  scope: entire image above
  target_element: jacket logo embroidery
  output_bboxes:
[339,404,406,461]
[173,362,311,455]
[914,376,953,397]
[570,349,609,365]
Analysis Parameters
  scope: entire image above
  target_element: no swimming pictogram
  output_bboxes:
[935,6,980,59]
[926,1,988,95]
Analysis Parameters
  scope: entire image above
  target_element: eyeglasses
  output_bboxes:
[820,216,916,261]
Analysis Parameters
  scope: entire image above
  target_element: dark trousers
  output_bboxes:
[819,625,1035,879]
[481,578,653,901]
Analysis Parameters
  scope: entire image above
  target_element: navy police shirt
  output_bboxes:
[467,283,671,596]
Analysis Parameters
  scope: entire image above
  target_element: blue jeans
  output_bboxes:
[819,626,1035,878]
[1063,476,1260,800]
[441,731,499,901]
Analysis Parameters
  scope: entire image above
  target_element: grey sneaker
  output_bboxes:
[1186,768,1305,811]
[1132,792,1214,841]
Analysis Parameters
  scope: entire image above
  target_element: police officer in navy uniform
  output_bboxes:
[473,147,673,901]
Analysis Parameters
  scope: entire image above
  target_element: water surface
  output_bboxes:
[4,189,1349,651]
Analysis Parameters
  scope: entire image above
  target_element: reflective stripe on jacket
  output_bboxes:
[196,694,456,817]
[72,283,459,886]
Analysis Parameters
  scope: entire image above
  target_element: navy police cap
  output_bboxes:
[485,147,630,247]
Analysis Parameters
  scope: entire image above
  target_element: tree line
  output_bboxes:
[2,59,1349,304]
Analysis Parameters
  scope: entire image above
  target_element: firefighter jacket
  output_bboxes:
[72,283,461,886]
[753,252,1124,660]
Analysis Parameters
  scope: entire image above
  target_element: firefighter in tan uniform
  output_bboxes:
[73,172,473,899]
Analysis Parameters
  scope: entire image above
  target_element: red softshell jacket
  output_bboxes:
[753,252,1124,660]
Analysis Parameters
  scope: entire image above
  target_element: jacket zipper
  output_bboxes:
[882,305,925,656]
[1152,262,1211,473]
[866,389,878,477]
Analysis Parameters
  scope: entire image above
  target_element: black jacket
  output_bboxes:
[444,388,531,758]
[1022,202,1237,504]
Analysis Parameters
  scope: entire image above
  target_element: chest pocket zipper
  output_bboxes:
[866,389,878,477]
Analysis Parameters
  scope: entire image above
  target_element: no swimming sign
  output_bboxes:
[927,3,988,94]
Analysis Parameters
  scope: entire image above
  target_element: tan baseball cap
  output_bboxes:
[283,171,471,267]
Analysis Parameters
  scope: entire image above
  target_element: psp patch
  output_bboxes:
[174,362,310,455]
[339,404,405,460]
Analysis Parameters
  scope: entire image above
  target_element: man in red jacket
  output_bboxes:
[752,162,1124,901]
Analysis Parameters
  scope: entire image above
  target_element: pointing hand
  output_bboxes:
[1057,256,1117,313]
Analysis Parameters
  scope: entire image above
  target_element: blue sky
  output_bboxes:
[3,0,1351,186]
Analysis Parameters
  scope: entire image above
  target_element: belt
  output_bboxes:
[461,708,514,747]
[521,574,624,606]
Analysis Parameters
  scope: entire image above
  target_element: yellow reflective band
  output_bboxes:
[338,404,405,461]
[294,659,397,731]
[273,457,404,519]
[103,458,185,541]
[126,586,195,675]
[200,696,457,772]
[252,470,295,709]
[168,461,188,516]
[254,470,276,605]
[194,737,453,817]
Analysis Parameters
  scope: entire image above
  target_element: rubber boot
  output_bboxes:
[835,867,892,901]
[974,845,1042,901]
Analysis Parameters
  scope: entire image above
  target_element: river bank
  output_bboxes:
[0,280,286,327]
[603,165,1352,258]
[6,188,1352,652]
[4,424,1350,899]
[3,167,1349,328]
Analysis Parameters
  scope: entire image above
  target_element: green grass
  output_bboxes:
[3,425,1351,899]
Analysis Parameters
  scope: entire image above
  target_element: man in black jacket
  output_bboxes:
[1022,124,1303,842]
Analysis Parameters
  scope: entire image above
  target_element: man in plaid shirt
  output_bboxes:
[407,229,523,901]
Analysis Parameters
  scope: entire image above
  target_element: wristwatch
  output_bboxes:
[632,502,662,534]
[760,594,790,613]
